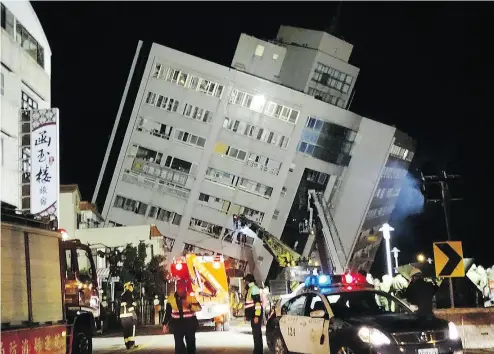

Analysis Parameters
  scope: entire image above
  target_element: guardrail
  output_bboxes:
[434,307,494,349]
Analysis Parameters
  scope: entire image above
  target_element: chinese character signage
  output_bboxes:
[0,324,66,354]
[30,109,59,217]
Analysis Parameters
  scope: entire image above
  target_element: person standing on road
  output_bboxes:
[405,268,439,315]
[162,279,202,354]
[243,274,263,354]
[120,282,137,349]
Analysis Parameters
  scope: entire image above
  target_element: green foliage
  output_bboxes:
[142,255,168,298]
[114,242,168,298]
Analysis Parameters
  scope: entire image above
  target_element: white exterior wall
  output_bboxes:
[98,39,412,282]
[0,0,51,208]
[59,190,80,239]
[276,25,354,63]
[231,34,286,83]
[331,118,396,256]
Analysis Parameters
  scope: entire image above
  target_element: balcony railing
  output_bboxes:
[188,223,222,239]
[132,158,193,186]
[122,171,190,200]
[245,159,280,176]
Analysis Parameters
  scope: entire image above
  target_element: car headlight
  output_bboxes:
[448,322,460,340]
[357,327,391,346]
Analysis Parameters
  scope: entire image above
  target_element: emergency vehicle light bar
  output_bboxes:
[304,272,368,290]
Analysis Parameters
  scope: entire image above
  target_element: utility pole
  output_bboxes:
[421,170,462,308]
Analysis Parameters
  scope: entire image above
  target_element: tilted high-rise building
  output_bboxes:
[94,26,415,281]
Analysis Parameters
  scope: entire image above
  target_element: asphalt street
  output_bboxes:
[94,328,269,354]
[94,326,493,354]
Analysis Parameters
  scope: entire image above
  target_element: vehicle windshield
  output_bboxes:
[326,290,411,317]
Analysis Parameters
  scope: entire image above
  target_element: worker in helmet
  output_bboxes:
[120,282,137,349]
[405,268,439,315]
[162,279,202,354]
[243,274,263,354]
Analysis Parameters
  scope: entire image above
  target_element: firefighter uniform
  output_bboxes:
[120,282,137,349]
[163,291,202,354]
[244,275,263,354]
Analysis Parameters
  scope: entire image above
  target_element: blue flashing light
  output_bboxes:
[304,274,332,289]
[318,275,331,287]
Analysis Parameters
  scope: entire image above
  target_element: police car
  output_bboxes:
[265,273,463,354]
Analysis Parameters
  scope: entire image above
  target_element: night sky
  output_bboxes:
[31,2,494,272]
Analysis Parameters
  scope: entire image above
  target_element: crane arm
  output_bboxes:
[235,215,305,267]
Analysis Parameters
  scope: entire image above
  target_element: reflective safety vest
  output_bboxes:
[167,293,201,320]
[120,301,137,318]
[245,283,262,318]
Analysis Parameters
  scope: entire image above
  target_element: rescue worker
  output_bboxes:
[162,279,202,354]
[120,282,137,349]
[243,274,263,354]
[405,268,439,315]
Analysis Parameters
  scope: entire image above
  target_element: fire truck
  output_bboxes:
[170,253,230,331]
[1,206,99,354]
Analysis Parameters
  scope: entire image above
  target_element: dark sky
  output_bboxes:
[32,2,494,271]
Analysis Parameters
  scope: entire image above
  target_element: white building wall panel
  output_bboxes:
[331,118,396,256]
[116,180,187,215]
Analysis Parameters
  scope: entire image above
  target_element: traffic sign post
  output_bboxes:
[433,241,465,278]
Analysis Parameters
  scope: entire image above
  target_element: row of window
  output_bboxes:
[113,195,148,215]
[148,205,182,225]
[223,117,290,149]
[197,192,265,222]
[204,167,274,198]
[113,195,183,225]
[382,167,407,180]
[134,145,197,176]
[182,103,214,124]
[297,141,351,166]
[229,89,300,124]
[122,169,191,200]
[308,87,345,108]
[375,187,401,199]
[305,117,357,142]
[213,142,281,175]
[19,91,39,210]
[312,62,353,94]
[1,4,45,68]
[152,64,224,99]
[137,117,174,140]
[390,144,414,162]
[145,92,180,112]
[174,129,207,148]
[189,218,223,239]
[366,205,394,220]
[145,91,215,126]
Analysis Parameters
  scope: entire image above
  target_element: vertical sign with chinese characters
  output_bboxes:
[30,109,60,218]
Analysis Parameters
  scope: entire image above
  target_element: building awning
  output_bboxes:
[97,268,110,280]
[149,224,164,239]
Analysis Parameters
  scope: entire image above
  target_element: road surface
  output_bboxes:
[94,328,269,353]
[94,326,493,354]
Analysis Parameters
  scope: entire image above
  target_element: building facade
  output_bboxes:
[94,26,415,281]
[0,1,51,210]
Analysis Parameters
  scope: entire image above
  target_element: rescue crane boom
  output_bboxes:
[234,215,313,268]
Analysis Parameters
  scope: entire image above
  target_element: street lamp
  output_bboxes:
[379,223,395,278]
[417,253,426,263]
[391,247,400,271]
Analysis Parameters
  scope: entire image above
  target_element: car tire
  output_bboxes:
[274,334,289,354]
[72,331,92,354]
